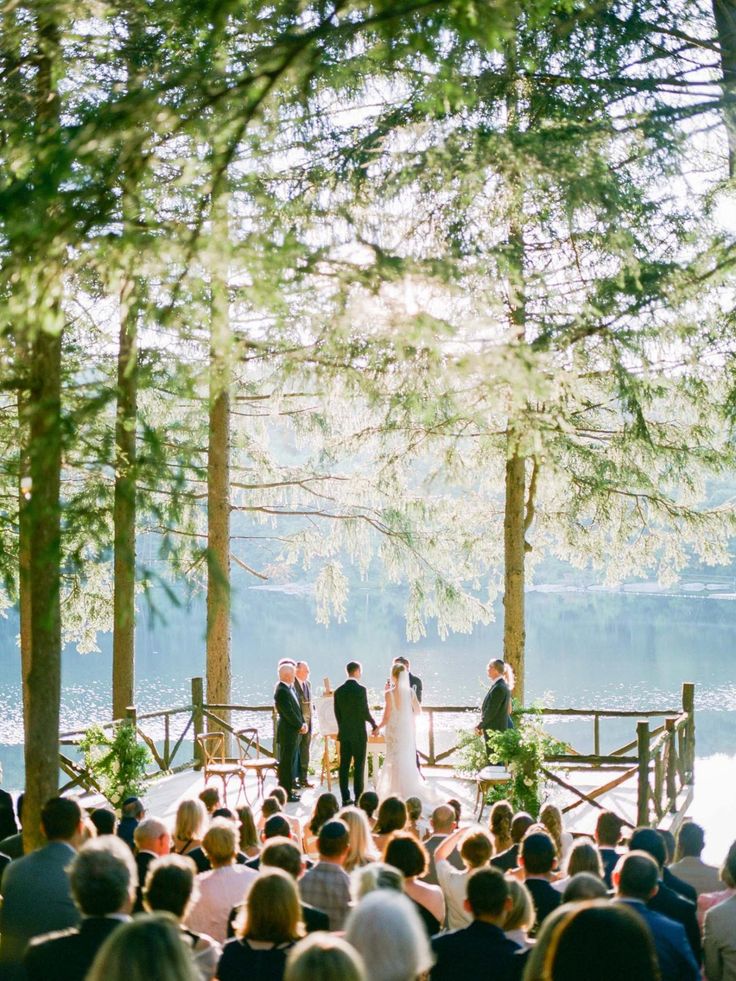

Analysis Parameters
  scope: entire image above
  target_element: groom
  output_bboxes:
[334,661,378,806]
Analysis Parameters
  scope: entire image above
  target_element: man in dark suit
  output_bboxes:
[519,832,561,934]
[394,656,422,702]
[431,867,526,981]
[595,809,624,889]
[25,836,136,981]
[476,659,512,750]
[333,661,378,807]
[0,771,18,841]
[294,661,314,789]
[274,659,307,802]
[132,816,171,913]
[614,851,699,981]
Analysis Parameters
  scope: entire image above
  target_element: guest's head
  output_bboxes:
[490,800,513,844]
[285,933,366,981]
[375,796,407,836]
[564,839,603,879]
[262,797,282,821]
[261,837,305,880]
[539,803,564,855]
[234,868,304,943]
[198,787,220,814]
[318,819,350,863]
[309,792,339,835]
[460,829,493,871]
[87,912,199,981]
[520,831,556,876]
[144,854,198,919]
[511,811,534,844]
[278,658,297,683]
[676,821,705,860]
[238,804,259,851]
[213,806,239,823]
[721,840,736,887]
[448,799,462,824]
[347,661,361,678]
[339,806,378,871]
[628,828,666,871]
[562,872,609,903]
[264,814,292,840]
[173,798,207,847]
[405,797,422,823]
[41,797,84,844]
[121,796,144,821]
[70,836,137,915]
[504,878,535,934]
[269,787,288,807]
[384,832,428,880]
[351,861,405,902]
[614,851,660,901]
[134,817,171,857]
[659,828,676,866]
[201,818,238,868]
[430,804,456,835]
[465,866,512,924]
[90,807,117,836]
[358,791,379,821]
[595,810,623,848]
[345,891,433,981]
[542,900,660,981]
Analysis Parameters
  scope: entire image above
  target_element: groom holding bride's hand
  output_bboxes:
[334,661,379,807]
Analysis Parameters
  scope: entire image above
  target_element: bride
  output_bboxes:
[376,662,427,801]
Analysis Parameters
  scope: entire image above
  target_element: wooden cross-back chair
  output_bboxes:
[196,731,246,804]
[234,727,278,803]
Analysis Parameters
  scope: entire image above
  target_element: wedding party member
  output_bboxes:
[285,933,366,981]
[434,826,494,930]
[274,659,307,802]
[393,655,423,702]
[423,804,464,885]
[87,914,199,981]
[294,662,314,789]
[384,833,445,936]
[217,869,302,981]
[299,820,352,931]
[670,821,722,896]
[333,662,378,807]
[345,891,433,981]
[475,659,512,741]
[376,663,424,801]
[519,832,561,932]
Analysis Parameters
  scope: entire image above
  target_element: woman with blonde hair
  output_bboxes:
[339,806,380,872]
[217,868,303,981]
[172,799,208,858]
[539,803,573,866]
[284,934,366,981]
[87,912,199,981]
[503,878,535,951]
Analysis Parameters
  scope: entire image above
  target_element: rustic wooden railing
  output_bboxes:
[58,677,695,829]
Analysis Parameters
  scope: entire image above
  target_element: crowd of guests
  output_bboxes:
[0,781,735,981]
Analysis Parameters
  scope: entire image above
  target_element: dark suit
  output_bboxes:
[24,916,125,981]
[274,681,304,796]
[294,677,313,784]
[430,920,525,981]
[599,846,621,889]
[663,866,697,904]
[134,851,157,913]
[618,899,699,981]
[0,788,18,841]
[409,672,423,703]
[333,677,377,805]
[525,877,562,933]
[491,843,519,872]
[480,677,511,737]
[648,879,701,963]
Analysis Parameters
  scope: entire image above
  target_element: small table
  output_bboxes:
[475,765,512,820]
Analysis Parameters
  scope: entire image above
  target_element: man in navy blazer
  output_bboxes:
[475,659,512,748]
[431,867,526,980]
[615,851,699,981]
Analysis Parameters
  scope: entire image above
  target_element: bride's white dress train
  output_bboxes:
[376,671,433,803]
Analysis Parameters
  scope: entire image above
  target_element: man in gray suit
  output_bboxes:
[0,797,85,980]
[704,844,736,981]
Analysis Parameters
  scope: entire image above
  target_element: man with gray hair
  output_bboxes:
[132,816,171,912]
[24,835,137,981]
[274,659,307,801]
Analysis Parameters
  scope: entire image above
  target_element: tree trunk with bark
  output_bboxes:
[16,337,32,728]
[503,444,526,703]
[713,0,736,176]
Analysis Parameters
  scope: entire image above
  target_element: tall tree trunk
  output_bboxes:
[503,445,526,702]
[17,337,32,728]
[713,0,736,176]
[206,193,231,729]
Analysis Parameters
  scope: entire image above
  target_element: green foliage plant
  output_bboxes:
[79,722,150,808]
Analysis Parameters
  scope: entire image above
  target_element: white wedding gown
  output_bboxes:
[376,671,429,802]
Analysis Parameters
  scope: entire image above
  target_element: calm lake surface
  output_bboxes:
[1,585,736,793]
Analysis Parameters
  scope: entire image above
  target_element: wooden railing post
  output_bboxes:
[665,717,677,812]
[428,709,436,766]
[682,682,695,784]
[125,705,137,730]
[636,720,650,827]
[594,714,601,757]
[192,677,204,769]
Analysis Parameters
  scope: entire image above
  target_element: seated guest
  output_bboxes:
[188,811,250,873]
[24,836,136,981]
[0,774,17,840]
[489,800,513,856]
[246,815,294,871]
[434,825,493,930]
[491,811,534,872]
[90,807,116,837]
[230,838,328,936]
[299,819,352,931]
[406,797,428,840]
[539,803,573,867]
[0,796,84,978]
[0,791,24,859]
[87,912,199,981]
[351,862,405,902]
[199,787,220,816]
[670,821,721,896]
[116,796,144,851]
[184,818,257,943]
[358,791,379,830]
[384,833,445,937]
[302,792,339,857]
[267,788,303,846]
[237,804,260,858]
[372,796,408,853]
[704,840,736,981]
[519,831,561,932]
[172,799,208,860]
[144,854,222,980]
[594,809,624,889]
[346,891,433,981]
[629,827,701,963]
[503,878,535,951]
[132,816,171,911]
[259,795,283,830]
[285,933,366,981]
[614,851,699,981]
[561,872,609,903]
[448,799,462,825]
[553,839,604,893]
[217,869,302,981]
[339,806,380,872]
[698,841,736,929]
[422,804,464,884]
[430,867,525,981]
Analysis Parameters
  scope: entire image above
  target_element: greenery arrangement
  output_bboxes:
[79,723,151,808]
[458,711,567,816]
